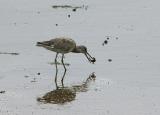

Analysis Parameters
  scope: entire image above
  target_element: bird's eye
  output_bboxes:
[84,48,87,51]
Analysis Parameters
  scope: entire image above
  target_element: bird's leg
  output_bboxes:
[55,53,59,88]
[61,54,67,86]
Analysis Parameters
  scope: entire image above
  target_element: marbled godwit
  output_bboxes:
[36,37,96,84]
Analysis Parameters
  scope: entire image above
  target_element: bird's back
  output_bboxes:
[37,37,76,54]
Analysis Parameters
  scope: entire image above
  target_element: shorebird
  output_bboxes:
[36,37,96,84]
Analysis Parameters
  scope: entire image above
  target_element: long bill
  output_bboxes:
[85,52,95,63]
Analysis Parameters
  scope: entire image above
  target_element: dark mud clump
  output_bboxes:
[102,40,108,46]
[24,75,30,78]
[108,59,112,62]
[102,35,119,46]
[116,37,119,40]
[0,52,19,55]
[106,37,110,40]
[0,91,5,94]
[91,57,96,63]
[68,14,71,18]
[102,36,110,46]
[72,8,76,12]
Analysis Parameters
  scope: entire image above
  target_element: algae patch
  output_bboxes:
[52,5,88,10]
[0,52,19,55]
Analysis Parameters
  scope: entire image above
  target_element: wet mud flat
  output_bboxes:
[1,0,160,115]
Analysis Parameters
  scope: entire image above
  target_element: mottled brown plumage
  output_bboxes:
[37,38,76,54]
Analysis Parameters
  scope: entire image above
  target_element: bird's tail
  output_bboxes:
[36,42,44,47]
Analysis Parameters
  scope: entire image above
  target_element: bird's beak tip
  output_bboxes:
[90,57,96,64]
[85,53,96,64]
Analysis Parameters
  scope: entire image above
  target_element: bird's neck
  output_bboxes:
[72,46,81,53]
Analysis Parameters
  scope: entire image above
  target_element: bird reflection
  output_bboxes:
[37,72,96,104]
[37,87,76,104]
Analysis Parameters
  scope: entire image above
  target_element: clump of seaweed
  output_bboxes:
[0,52,19,55]
[0,91,5,94]
[52,5,88,10]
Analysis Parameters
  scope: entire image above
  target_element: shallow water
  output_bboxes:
[1,0,160,115]
[37,73,96,104]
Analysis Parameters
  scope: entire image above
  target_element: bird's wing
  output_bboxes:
[53,38,76,52]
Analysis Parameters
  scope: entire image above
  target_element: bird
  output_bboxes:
[36,37,96,85]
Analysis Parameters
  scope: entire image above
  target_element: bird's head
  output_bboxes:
[75,45,96,63]
[76,45,87,53]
